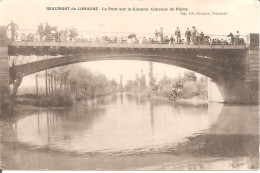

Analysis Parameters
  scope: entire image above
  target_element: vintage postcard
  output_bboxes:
[0,0,259,171]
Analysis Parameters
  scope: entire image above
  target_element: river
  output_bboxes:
[1,93,259,170]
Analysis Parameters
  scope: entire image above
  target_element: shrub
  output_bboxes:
[49,92,73,107]
[18,92,73,107]
[18,94,39,99]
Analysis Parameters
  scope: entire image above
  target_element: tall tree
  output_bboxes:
[120,74,123,91]
[35,72,39,96]
[149,62,154,87]
[45,70,48,96]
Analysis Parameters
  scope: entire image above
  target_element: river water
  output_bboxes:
[1,93,259,170]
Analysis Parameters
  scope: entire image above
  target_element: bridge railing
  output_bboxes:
[6,28,247,46]
[9,54,63,67]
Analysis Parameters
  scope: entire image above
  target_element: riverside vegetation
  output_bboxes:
[124,71,208,104]
[15,64,121,108]
[1,64,208,118]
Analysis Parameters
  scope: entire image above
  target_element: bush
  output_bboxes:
[18,92,73,107]
[178,81,208,99]
[18,94,39,99]
[49,92,73,107]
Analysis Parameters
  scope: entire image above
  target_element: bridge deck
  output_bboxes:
[8,41,246,50]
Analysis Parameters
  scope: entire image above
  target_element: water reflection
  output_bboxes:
[7,93,259,169]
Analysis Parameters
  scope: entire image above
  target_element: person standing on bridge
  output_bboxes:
[191,26,199,45]
[154,30,159,43]
[185,28,191,44]
[234,31,240,45]
[199,32,204,44]
[159,27,163,44]
[7,20,18,41]
[37,23,44,41]
[170,36,174,44]
[227,32,234,45]
[175,27,181,43]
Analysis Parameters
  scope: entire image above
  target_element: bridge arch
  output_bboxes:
[11,54,224,101]
[10,48,243,82]
[6,40,257,104]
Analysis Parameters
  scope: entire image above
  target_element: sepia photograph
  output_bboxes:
[0,0,259,171]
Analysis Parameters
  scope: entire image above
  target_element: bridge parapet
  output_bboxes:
[3,26,248,46]
[246,33,259,50]
[8,41,247,50]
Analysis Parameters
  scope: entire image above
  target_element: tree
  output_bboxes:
[110,79,117,87]
[11,72,23,99]
[35,72,39,96]
[125,80,135,91]
[149,62,154,87]
[109,79,118,93]
[120,74,123,91]
[184,71,197,81]
[140,74,146,89]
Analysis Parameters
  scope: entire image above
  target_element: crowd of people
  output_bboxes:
[6,20,245,45]
[7,21,79,42]
[35,23,79,42]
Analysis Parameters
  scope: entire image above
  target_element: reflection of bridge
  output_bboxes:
[0,27,259,106]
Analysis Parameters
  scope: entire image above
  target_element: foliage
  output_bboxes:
[18,94,39,99]
[184,71,197,81]
[18,92,73,107]
[127,71,208,100]
[17,64,120,108]
[68,66,111,98]
[125,72,146,91]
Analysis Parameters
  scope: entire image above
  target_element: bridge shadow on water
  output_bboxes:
[175,104,259,169]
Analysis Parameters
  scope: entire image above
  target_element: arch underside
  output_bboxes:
[9,49,246,82]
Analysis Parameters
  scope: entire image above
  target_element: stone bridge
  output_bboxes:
[0,28,259,106]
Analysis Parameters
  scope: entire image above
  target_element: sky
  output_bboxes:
[0,0,259,90]
[1,0,259,34]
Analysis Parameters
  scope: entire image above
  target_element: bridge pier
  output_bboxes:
[209,49,259,104]
[0,43,10,114]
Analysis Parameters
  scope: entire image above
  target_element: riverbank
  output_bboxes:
[0,91,207,123]
[16,93,73,108]
[126,91,208,106]
[15,90,208,112]
[16,92,119,108]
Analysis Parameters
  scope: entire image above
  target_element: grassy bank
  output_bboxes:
[129,88,208,106]
[17,93,73,107]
